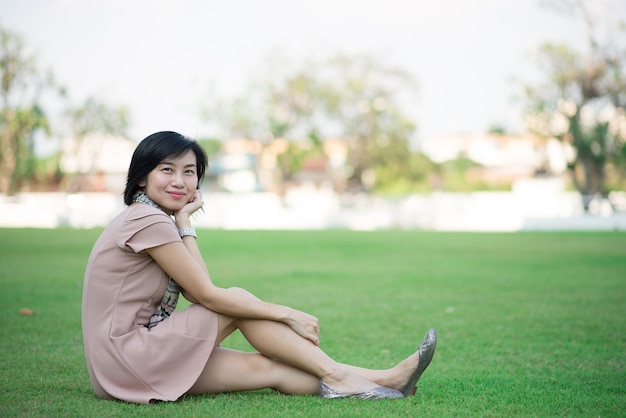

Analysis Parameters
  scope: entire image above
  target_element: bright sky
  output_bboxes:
[0,0,618,147]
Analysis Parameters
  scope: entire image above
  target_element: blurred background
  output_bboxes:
[1,0,625,230]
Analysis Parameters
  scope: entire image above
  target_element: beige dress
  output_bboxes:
[82,204,219,404]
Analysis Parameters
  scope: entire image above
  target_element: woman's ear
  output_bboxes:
[138,179,146,187]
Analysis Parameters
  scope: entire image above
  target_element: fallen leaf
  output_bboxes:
[19,308,34,316]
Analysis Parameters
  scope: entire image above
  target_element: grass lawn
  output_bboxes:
[1,228,625,417]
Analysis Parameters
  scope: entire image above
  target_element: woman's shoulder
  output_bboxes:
[105,204,175,235]
[110,205,178,251]
[124,204,171,220]
[123,204,175,229]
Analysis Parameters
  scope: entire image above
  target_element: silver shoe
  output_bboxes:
[318,381,404,400]
[400,328,437,396]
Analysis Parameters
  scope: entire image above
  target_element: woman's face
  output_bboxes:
[139,149,198,214]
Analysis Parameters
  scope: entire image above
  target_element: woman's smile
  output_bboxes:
[167,191,188,199]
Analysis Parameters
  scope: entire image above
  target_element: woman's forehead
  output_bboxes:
[160,149,196,165]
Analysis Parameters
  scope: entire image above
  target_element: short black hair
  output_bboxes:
[123,131,208,205]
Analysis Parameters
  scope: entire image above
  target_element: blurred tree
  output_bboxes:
[524,0,626,208]
[62,97,129,192]
[488,124,508,136]
[195,138,222,158]
[262,63,335,194]
[205,53,421,194]
[320,55,418,193]
[0,24,59,195]
[206,57,330,194]
[66,97,128,139]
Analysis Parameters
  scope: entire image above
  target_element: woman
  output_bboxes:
[81,131,437,404]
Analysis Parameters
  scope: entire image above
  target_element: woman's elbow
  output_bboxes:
[181,290,199,304]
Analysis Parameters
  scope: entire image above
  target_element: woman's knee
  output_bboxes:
[243,352,276,375]
[216,313,238,343]
[191,348,280,394]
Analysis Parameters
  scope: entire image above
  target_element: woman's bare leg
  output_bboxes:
[188,345,421,396]
[341,352,421,391]
[221,316,380,393]
[192,288,422,395]
[211,318,419,393]
[188,347,319,395]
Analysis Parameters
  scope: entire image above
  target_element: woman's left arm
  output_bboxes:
[174,190,208,304]
[179,234,202,303]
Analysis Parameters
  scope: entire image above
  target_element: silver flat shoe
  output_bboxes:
[318,381,404,400]
[400,328,437,396]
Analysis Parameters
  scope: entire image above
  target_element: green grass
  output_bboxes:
[1,229,625,417]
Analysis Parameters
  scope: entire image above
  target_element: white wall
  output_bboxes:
[1,185,624,231]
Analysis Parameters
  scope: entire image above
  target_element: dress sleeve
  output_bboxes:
[120,206,181,253]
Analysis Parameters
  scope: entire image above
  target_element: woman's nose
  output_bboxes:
[171,172,184,186]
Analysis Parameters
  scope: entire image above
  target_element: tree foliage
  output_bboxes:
[61,97,129,192]
[206,53,422,194]
[320,55,419,193]
[524,0,626,205]
[0,25,133,195]
[66,97,128,139]
[0,24,58,194]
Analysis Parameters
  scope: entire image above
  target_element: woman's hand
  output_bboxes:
[175,189,204,228]
[284,308,320,346]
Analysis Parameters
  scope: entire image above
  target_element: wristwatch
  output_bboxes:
[179,228,197,239]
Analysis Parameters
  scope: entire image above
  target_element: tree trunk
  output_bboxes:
[570,152,605,211]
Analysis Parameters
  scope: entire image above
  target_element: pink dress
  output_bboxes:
[82,204,219,404]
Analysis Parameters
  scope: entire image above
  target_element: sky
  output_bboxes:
[1,0,620,148]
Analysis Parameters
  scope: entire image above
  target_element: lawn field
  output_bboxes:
[1,228,625,417]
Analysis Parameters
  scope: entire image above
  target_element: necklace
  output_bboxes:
[133,192,161,210]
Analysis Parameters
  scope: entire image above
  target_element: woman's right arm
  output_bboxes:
[146,242,320,345]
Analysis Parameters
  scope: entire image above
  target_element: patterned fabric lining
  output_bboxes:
[133,192,182,329]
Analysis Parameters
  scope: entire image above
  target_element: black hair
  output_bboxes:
[123,131,208,205]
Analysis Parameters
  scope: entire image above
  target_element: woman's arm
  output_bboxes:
[177,235,203,304]
[145,242,320,345]
[146,242,280,319]
[172,191,208,304]
[157,190,319,344]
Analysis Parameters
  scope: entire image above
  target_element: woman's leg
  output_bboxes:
[188,347,319,395]
[232,317,401,393]
[188,344,421,396]
[191,288,421,395]
[236,317,424,391]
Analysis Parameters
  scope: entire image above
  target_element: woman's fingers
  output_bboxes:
[284,308,321,345]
